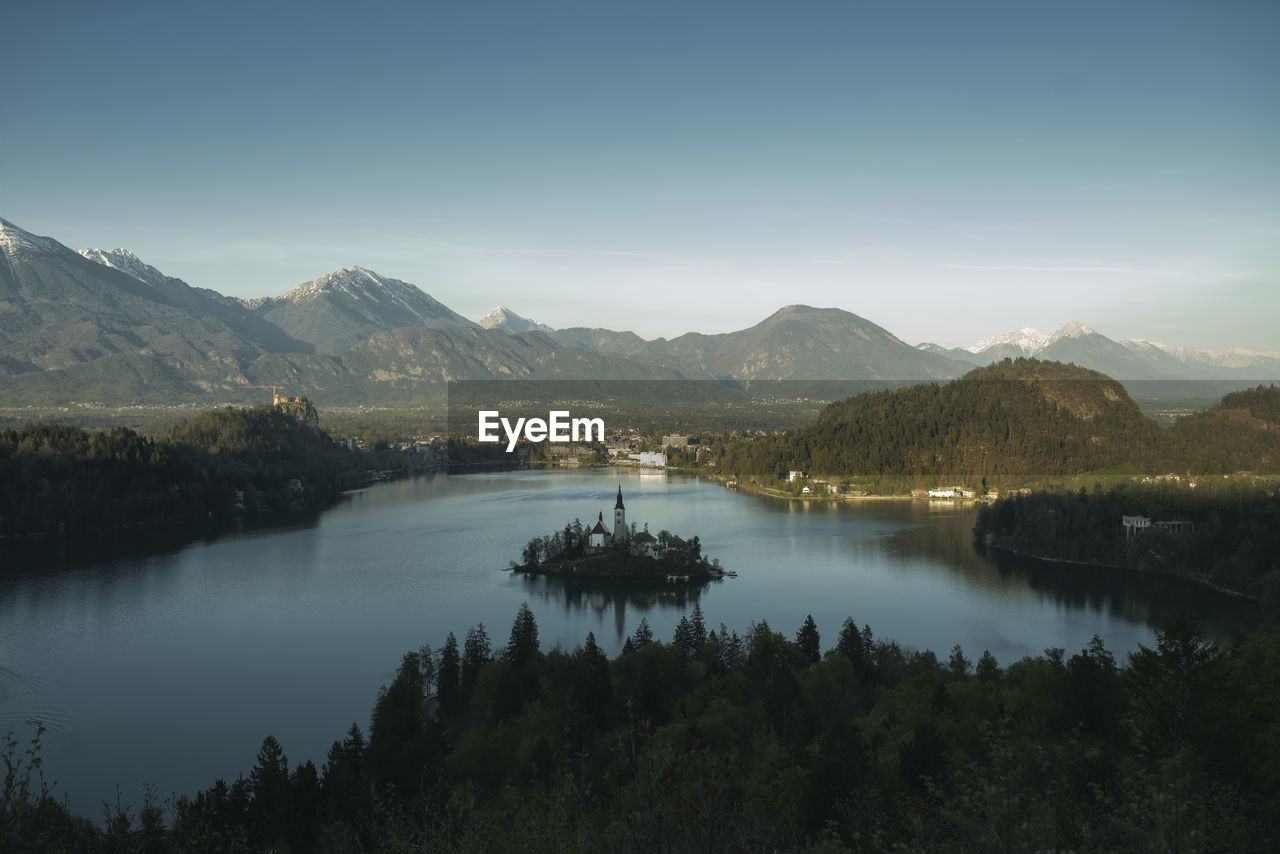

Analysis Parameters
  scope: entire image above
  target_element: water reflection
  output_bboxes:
[868,501,1254,645]
[984,547,1256,642]
[516,574,713,642]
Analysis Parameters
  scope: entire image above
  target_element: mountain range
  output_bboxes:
[918,321,1280,381]
[1,215,1276,407]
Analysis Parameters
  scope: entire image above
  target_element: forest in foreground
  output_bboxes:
[5,604,1279,853]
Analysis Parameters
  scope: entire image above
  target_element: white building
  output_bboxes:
[1122,515,1150,542]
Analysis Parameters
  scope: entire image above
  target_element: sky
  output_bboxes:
[3,1,1278,350]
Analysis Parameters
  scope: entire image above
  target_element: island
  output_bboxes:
[511,486,733,581]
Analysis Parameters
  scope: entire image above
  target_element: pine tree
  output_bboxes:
[438,632,460,711]
[717,628,745,673]
[248,735,289,847]
[691,602,708,650]
[673,616,696,658]
[631,618,654,648]
[976,650,1000,683]
[505,602,540,669]
[462,623,492,695]
[795,614,821,664]
[836,617,864,664]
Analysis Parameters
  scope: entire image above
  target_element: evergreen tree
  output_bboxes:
[673,616,696,658]
[437,632,460,712]
[690,602,708,650]
[462,623,492,695]
[836,617,865,666]
[248,735,289,848]
[976,650,1000,683]
[321,723,367,822]
[716,623,745,673]
[505,602,540,669]
[417,642,435,692]
[631,618,654,648]
[795,614,821,664]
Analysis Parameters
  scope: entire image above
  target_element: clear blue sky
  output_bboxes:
[4,1,1277,349]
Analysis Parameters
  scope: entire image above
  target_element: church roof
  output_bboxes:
[633,529,657,543]
[589,518,609,535]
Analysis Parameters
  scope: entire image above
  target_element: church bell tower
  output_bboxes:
[613,485,627,544]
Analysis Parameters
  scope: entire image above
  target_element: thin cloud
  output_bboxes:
[940,263,1191,277]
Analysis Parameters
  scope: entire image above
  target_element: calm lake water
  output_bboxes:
[0,468,1256,816]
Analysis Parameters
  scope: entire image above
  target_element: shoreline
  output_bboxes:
[981,540,1258,602]
[701,472,966,504]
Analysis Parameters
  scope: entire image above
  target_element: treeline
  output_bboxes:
[975,478,1280,601]
[0,406,424,540]
[1218,383,1280,425]
[7,604,1280,852]
[713,362,1280,483]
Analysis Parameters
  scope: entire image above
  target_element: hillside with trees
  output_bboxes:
[713,362,1280,484]
[0,404,422,542]
[5,603,1280,852]
[975,478,1280,601]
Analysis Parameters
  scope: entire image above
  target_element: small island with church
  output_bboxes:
[511,486,734,582]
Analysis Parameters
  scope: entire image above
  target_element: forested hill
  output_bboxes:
[714,361,1280,481]
[1214,384,1280,426]
[0,405,389,540]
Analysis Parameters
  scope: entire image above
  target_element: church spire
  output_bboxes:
[615,485,625,509]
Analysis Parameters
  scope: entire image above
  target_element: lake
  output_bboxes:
[0,468,1256,816]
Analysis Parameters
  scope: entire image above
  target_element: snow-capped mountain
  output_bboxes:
[925,320,1280,380]
[967,326,1051,356]
[0,217,64,261]
[78,247,244,309]
[79,247,177,290]
[1125,340,1280,370]
[1,218,292,373]
[250,266,477,353]
[478,306,555,335]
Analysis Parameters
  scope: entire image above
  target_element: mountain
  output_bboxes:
[6,216,1272,409]
[548,327,657,358]
[916,342,980,366]
[77,247,312,354]
[968,326,1051,360]
[1122,340,1280,378]
[1034,321,1178,380]
[0,218,275,375]
[249,266,476,354]
[656,305,965,380]
[947,321,1280,381]
[478,306,554,335]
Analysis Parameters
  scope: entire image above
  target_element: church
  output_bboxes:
[587,486,629,550]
